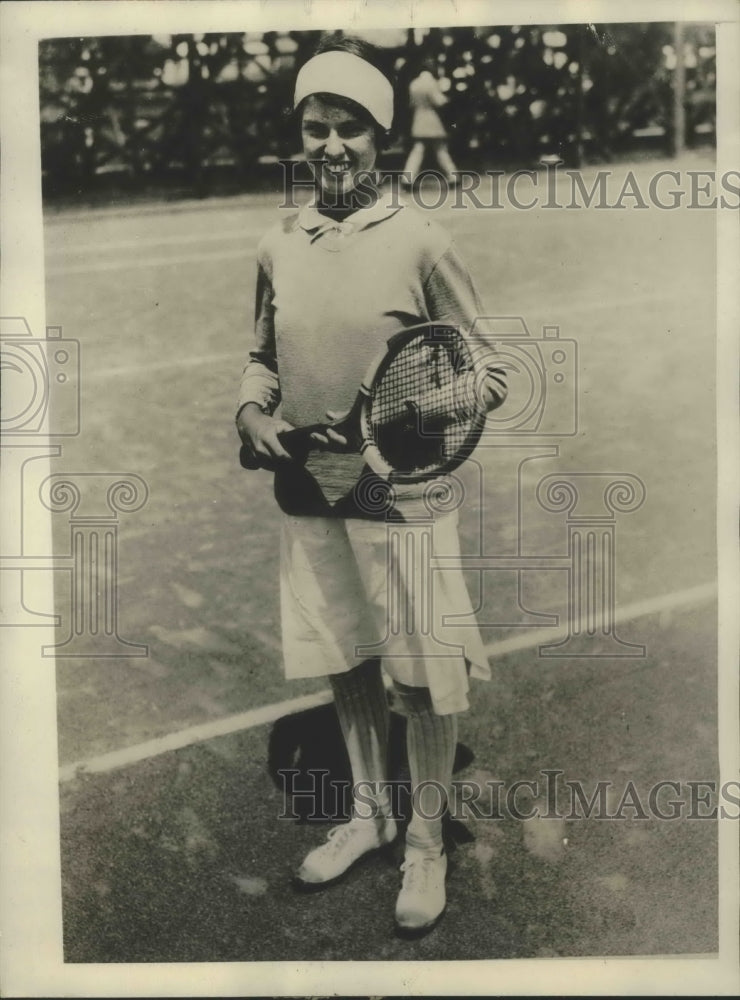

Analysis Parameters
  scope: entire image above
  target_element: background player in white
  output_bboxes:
[403,56,460,186]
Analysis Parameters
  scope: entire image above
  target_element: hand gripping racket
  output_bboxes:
[239,322,488,485]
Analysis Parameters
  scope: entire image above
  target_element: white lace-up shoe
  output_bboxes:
[294,815,398,890]
[394,845,447,935]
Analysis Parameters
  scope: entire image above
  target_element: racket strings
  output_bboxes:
[368,330,481,476]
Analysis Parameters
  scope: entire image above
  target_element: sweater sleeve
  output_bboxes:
[423,244,508,411]
[236,258,281,417]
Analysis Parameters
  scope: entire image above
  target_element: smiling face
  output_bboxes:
[300,94,379,204]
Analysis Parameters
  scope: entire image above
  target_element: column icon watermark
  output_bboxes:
[1,316,149,657]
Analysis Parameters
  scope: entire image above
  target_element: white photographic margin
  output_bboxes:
[1,0,738,996]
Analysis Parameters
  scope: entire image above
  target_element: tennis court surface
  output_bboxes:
[44,155,719,961]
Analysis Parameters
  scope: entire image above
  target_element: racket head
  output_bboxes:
[359,322,487,484]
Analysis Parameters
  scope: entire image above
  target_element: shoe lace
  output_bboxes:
[324,816,375,848]
[322,815,395,854]
[400,853,438,890]
[325,823,354,849]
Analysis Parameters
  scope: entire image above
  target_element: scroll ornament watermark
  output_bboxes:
[0,316,148,656]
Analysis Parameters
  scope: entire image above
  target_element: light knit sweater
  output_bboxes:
[237,198,506,515]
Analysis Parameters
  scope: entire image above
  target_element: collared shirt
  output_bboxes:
[295,197,404,245]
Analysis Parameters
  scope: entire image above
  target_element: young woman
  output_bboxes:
[236,34,507,936]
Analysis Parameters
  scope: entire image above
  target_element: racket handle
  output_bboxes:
[239,428,315,471]
[278,426,317,456]
[239,444,267,470]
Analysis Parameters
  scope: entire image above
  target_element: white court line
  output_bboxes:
[58,580,717,784]
[87,351,246,379]
[58,689,335,783]
[46,246,251,277]
[479,580,717,657]
[45,229,251,256]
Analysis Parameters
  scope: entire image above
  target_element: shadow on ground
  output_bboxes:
[60,630,719,965]
[60,702,573,962]
[266,701,473,844]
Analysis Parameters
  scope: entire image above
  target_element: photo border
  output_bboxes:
[1,0,738,995]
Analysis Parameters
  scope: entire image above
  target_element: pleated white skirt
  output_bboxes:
[279,510,490,715]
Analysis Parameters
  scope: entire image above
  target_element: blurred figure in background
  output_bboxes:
[402,57,459,186]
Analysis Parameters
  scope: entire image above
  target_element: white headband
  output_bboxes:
[294,51,394,130]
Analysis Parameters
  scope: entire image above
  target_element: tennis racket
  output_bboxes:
[239,322,488,484]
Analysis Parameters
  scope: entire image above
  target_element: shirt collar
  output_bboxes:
[296,196,404,240]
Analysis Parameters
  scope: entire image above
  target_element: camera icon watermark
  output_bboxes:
[0,317,80,436]
[351,313,645,659]
[473,316,578,437]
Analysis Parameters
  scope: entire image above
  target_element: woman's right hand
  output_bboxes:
[236,403,295,465]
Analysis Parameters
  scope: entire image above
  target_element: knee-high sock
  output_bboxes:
[393,681,457,851]
[329,659,391,819]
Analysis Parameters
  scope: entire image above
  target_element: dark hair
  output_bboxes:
[418,55,438,76]
[294,32,396,146]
